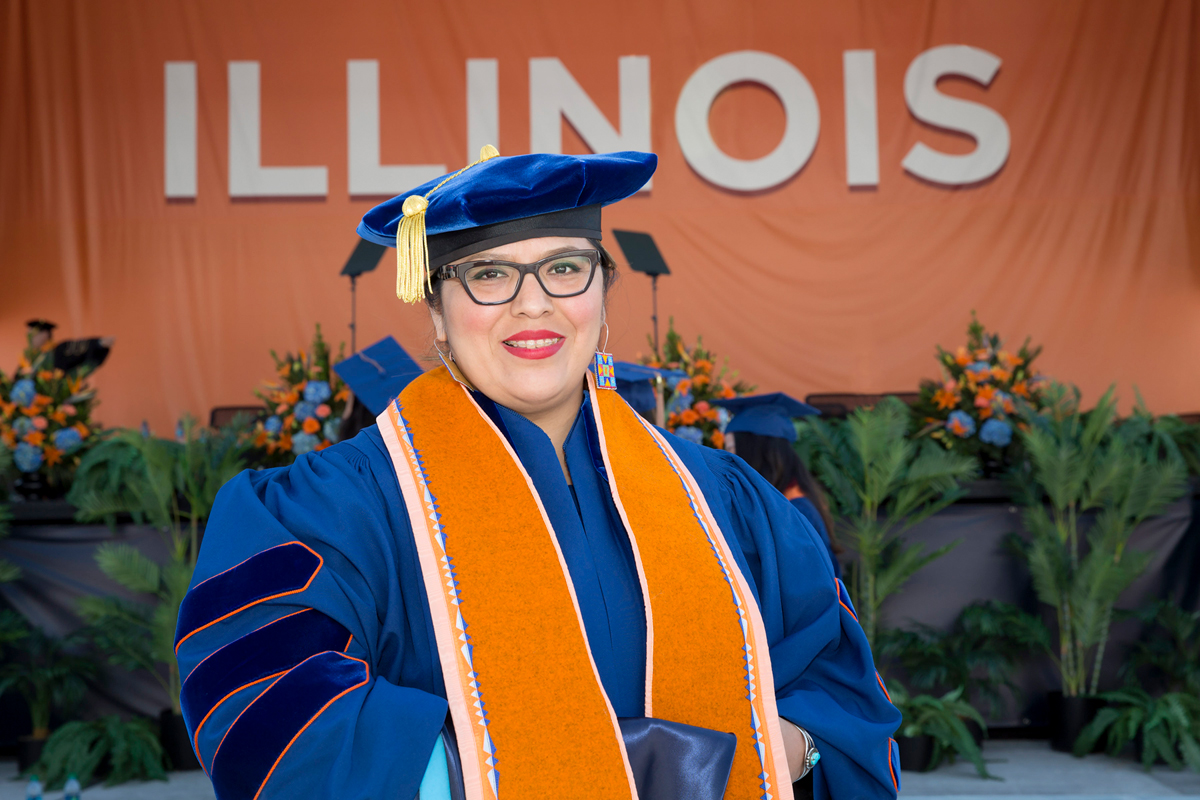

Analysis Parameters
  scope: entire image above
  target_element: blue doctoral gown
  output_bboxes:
[176,396,900,800]
[789,497,843,581]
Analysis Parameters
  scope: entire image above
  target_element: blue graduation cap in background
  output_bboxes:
[357,148,657,303]
[333,336,423,416]
[613,361,687,416]
[712,392,820,442]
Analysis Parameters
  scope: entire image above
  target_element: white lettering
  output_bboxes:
[843,50,879,187]
[674,51,819,192]
[228,61,327,198]
[467,59,499,164]
[347,60,444,196]
[164,62,197,198]
[902,45,1010,185]
[529,56,652,189]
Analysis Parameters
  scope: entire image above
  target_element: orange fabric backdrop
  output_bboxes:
[1,0,1198,432]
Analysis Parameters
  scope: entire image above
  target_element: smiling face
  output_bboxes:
[430,236,606,421]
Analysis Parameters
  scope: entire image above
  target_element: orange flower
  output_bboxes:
[1,430,15,448]
[703,408,719,421]
[73,422,90,438]
[33,394,52,407]
[933,388,959,410]
[694,359,713,373]
[50,410,68,425]
[680,409,700,425]
[284,414,296,430]
[254,431,268,447]
[1002,395,1015,414]
[334,388,350,403]
[974,385,996,407]
[667,412,681,427]
[1012,380,1029,398]
[721,386,736,399]
[24,431,45,446]
[43,446,63,466]
[947,416,970,436]
[954,347,971,366]
[38,370,55,381]
[0,400,14,418]
[974,349,990,360]
[711,429,725,450]
[675,379,692,394]
[302,417,321,434]
[277,365,291,378]
[692,374,710,388]
[978,406,994,419]
[315,441,332,452]
[17,356,30,370]
[278,433,293,452]
[991,367,1011,383]
[998,350,1023,369]
[283,390,300,405]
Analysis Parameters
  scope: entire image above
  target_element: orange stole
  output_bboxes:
[377,367,792,800]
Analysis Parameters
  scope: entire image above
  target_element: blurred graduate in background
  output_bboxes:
[715,393,842,580]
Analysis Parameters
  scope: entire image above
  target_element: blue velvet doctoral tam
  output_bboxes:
[176,397,900,800]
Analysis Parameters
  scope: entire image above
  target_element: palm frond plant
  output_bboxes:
[71,417,247,714]
[880,601,1051,719]
[1009,383,1189,697]
[29,715,167,788]
[1074,686,1200,771]
[1123,601,1199,696]
[0,619,97,741]
[797,397,979,649]
[890,682,996,778]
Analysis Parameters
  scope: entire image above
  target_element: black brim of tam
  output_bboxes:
[425,205,602,268]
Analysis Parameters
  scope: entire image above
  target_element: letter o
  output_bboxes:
[675,51,820,192]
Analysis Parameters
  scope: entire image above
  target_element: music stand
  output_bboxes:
[340,240,389,353]
[612,230,670,357]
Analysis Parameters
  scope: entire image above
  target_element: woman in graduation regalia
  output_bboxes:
[175,148,901,800]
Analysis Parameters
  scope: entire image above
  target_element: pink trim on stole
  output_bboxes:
[585,372,657,718]
[641,421,796,800]
[377,405,486,800]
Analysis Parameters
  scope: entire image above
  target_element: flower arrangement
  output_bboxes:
[0,334,102,495]
[246,325,349,467]
[642,319,753,449]
[913,313,1046,470]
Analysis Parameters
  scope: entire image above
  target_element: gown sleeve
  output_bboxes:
[175,434,448,800]
[673,441,902,800]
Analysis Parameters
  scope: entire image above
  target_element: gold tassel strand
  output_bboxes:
[395,145,502,304]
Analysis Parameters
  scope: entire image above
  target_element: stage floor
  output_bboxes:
[1,740,1198,799]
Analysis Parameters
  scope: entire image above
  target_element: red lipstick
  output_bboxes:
[502,329,566,360]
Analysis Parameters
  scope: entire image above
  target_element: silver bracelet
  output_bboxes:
[786,720,821,780]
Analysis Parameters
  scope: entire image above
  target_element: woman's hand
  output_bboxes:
[779,718,809,782]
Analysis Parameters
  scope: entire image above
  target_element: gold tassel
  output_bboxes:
[395,145,502,303]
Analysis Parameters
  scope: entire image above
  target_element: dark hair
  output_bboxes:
[424,238,617,314]
[734,432,836,538]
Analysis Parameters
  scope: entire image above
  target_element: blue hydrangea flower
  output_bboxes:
[175,421,185,442]
[673,426,705,445]
[294,401,317,421]
[304,381,332,404]
[292,432,319,455]
[264,415,283,435]
[947,410,976,438]
[980,418,1013,447]
[53,427,82,452]
[10,379,35,407]
[668,391,693,414]
[14,442,43,473]
[12,417,34,436]
[716,407,731,432]
[965,361,991,377]
[323,419,341,444]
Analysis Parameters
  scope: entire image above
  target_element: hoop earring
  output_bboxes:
[593,322,616,390]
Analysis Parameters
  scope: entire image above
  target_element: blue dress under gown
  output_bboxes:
[176,395,901,800]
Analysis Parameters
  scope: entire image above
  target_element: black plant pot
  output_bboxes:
[17,735,46,774]
[159,709,201,771]
[11,474,65,501]
[1047,691,1105,753]
[897,734,934,771]
[965,719,985,746]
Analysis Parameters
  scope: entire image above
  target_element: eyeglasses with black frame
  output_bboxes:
[436,249,602,305]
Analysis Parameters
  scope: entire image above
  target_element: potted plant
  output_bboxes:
[1009,383,1188,751]
[69,417,247,770]
[889,683,995,778]
[29,714,167,789]
[1074,686,1200,771]
[0,618,97,773]
[880,600,1051,733]
[1124,601,1199,697]
[797,397,978,649]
